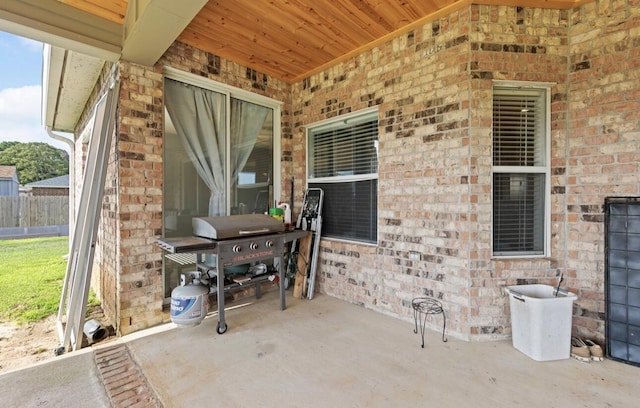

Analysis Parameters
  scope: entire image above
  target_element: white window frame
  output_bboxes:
[491,80,552,258]
[163,66,283,210]
[306,107,379,244]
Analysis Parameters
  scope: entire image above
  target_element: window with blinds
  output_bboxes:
[492,86,549,256]
[307,109,378,243]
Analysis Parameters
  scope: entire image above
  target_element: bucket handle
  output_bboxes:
[506,288,525,302]
[554,288,569,297]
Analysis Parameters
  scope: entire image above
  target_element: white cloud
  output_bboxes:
[0,85,69,151]
[0,85,41,120]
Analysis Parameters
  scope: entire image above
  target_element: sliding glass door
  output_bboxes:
[162,72,280,300]
[229,98,273,216]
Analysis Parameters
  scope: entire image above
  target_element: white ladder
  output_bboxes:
[56,76,119,352]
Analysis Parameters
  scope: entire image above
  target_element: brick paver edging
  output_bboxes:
[94,343,162,408]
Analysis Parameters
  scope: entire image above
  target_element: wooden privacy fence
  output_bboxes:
[0,196,69,228]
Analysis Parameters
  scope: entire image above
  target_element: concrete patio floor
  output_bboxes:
[1,290,638,407]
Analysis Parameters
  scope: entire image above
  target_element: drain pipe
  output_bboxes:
[47,127,75,251]
[83,319,108,344]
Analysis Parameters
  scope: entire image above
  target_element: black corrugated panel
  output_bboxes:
[605,197,640,367]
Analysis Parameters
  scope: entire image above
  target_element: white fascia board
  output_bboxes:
[0,0,121,61]
[42,44,64,128]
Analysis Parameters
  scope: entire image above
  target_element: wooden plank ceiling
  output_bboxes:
[59,0,587,83]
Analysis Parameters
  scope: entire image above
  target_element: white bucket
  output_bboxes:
[506,284,577,361]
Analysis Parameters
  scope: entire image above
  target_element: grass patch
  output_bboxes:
[0,237,69,323]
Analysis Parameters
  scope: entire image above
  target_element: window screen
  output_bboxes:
[492,87,548,256]
[307,110,378,243]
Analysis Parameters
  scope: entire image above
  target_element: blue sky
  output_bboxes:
[0,31,69,151]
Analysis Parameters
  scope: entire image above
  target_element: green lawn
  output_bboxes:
[0,237,69,323]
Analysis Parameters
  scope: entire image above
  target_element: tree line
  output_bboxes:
[0,141,69,185]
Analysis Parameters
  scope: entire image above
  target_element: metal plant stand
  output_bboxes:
[412,297,447,347]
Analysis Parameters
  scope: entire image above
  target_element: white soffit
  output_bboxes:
[43,44,105,132]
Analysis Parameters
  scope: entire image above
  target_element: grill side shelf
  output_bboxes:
[156,237,217,253]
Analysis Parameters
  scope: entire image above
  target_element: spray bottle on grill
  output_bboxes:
[278,202,292,231]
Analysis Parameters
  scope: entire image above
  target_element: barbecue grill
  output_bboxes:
[157,214,307,334]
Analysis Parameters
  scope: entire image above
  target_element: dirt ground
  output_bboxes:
[0,306,113,375]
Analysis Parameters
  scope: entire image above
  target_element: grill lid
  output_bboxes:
[192,214,285,240]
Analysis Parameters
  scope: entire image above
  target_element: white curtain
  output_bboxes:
[164,79,226,216]
[230,98,269,189]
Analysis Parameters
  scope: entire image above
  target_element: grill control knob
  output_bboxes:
[265,239,274,248]
[232,244,242,253]
[249,242,258,250]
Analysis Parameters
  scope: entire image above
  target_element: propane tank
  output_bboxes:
[170,271,209,327]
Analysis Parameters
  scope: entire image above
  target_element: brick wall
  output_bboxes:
[112,62,165,334]
[73,60,165,335]
[566,0,640,342]
[290,7,473,337]
[290,2,639,341]
[467,5,570,338]
[99,43,292,335]
[87,1,639,341]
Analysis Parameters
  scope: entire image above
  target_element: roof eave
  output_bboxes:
[42,44,106,133]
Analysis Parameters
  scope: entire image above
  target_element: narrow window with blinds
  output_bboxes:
[492,86,549,256]
[307,108,378,243]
